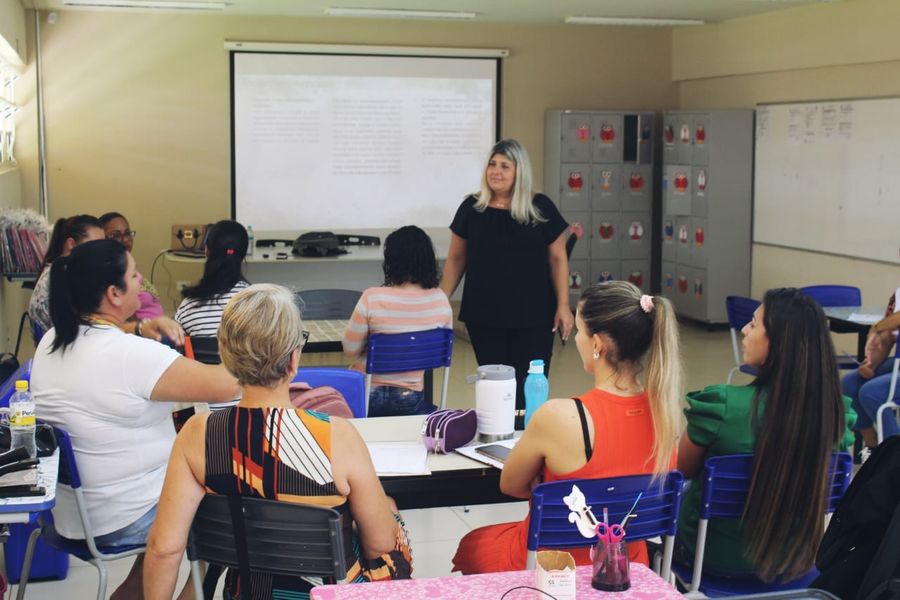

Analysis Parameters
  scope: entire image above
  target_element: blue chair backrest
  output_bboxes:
[700,452,852,520]
[726,296,761,331]
[365,328,453,374]
[296,289,361,320]
[293,368,366,418]
[801,285,862,308]
[50,425,83,489]
[527,471,684,552]
[0,359,32,408]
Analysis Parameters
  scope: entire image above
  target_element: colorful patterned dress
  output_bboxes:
[204,407,412,599]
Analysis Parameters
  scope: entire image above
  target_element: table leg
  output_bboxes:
[857,332,867,362]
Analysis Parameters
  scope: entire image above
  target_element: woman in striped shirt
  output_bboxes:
[343,226,453,417]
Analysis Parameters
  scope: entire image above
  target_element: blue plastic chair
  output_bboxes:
[725,296,761,384]
[674,452,853,598]
[293,367,367,418]
[18,426,146,600]
[526,471,684,581]
[875,335,900,445]
[800,285,862,308]
[364,328,454,413]
[0,359,31,408]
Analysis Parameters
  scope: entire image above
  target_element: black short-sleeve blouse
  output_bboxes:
[450,194,568,328]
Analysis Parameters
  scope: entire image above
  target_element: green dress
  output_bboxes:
[676,384,857,574]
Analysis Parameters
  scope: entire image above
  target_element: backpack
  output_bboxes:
[812,436,900,600]
[292,232,347,257]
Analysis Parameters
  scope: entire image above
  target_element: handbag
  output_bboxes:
[289,382,354,418]
[421,409,477,454]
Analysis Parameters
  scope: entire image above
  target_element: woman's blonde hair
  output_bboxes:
[472,139,545,225]
[218,283,305,387]
[578,282,685,476]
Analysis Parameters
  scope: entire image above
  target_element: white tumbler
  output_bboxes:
[470,364,516,442]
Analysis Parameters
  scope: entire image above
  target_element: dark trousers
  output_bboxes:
[465,322,555,411]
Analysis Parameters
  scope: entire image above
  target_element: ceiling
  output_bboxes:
[26,0,843,25]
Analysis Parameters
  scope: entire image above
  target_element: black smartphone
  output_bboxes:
[476,444,512,463]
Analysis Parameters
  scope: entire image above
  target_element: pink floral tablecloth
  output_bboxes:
[311,563,684,599]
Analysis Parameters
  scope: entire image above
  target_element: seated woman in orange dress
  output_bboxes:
[452,281,685,574]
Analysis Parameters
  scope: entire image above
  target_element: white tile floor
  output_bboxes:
[8,321,743,599]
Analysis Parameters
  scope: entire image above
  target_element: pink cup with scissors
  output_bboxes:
[590,521,630,591]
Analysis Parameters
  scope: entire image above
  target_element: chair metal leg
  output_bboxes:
[689,519,709,593]
[440,366,450,410]
[660,534,675,583]
[525,549,536,570]
[15,525,42,600]
[190,560,205,600]
[364,373,372,417]
[91,559,109,600]
[726,366,738,385]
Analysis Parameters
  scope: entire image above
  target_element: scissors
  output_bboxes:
[595,522,625,543]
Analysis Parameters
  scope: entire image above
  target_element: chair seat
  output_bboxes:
[672,562,819,597]
[39,522,145,562]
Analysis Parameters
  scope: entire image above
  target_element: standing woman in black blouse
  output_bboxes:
[441,139,574,413]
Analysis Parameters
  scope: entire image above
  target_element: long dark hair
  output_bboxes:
[382,225,439,288]
[48,239,128,353]
[182,220,248,299]
[42,215,103,269]
[743,288,845,581]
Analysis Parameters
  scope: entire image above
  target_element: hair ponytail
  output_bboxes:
[644,295,685,477]
[47,239,128,353]
[182,220,248,300]
[578,283,685,477]
[48,256,80,352]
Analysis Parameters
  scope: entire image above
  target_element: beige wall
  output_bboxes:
[0,0,26,66]
[13,11,676,312]
[673,0,900,304]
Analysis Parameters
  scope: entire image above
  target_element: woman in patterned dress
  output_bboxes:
[144,284,412,600]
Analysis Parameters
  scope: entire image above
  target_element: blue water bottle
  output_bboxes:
[524,359,549,428]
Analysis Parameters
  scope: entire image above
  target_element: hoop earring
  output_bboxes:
[592,351,600,360]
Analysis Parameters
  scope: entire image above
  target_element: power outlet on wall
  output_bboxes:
[176,281,191,293]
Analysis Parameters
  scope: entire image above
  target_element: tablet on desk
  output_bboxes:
[475,444,511,463]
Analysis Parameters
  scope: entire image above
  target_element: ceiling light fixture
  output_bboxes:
[325,7,476,20]
[63,0,227,10]
[565,16,705,27]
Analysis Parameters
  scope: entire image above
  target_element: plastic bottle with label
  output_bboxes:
[9,380,36,458]
[523,359,549,429]
[246,226,255,257]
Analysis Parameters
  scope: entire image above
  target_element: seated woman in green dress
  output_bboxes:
[676,287,856,583]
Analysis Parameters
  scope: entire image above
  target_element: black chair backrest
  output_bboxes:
[189,494,353,591]
[189,336,221,365]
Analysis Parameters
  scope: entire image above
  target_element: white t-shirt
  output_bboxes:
[31,325,181,538]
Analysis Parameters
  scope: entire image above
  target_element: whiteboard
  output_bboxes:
[231,52,499,231]
[754,98,900,263]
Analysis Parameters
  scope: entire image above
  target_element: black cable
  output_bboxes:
[149,249,167,286]
[499,586,559,599]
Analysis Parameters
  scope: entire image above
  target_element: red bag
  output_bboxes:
[289,382,353,418]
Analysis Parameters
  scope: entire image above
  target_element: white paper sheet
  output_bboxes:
[366,442,430,476]
[455,438,520,470]
[849,312,881,324]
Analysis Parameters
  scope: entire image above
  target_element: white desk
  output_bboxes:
[351,416,517,509]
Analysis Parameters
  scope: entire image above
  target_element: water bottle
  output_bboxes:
[9,380,36,458]
[523,359,549,428]
[246,226,255,257]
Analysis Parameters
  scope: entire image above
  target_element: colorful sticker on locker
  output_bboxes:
[567,171,583,192]
[694,227,705,247]
[577,124,590,143]
[598,271,613,283]
[600,170,613,192]
[629,172,644,193]
[598,223,615,241]
[695,124,706,145]
[696,169,707,195]
[664,272,674,291]
[680,124,691,144]
[679,225,689,245]
[678,275,689,294]
[628,221,644,241]
[664,125,674,146]
[664,221,674,242]
[570,272,582,290]
[628,271,644,288]
[569,222,585,239]
[599,123,615,144]
[674,171,689,194]
[694,279,704,298]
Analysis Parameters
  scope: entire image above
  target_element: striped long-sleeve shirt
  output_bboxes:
[342,286,453,391]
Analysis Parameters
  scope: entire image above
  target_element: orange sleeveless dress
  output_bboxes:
[452,388,669,574]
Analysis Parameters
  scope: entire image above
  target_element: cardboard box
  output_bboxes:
[536,550,576,600]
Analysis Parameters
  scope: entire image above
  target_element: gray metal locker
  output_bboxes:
[546,109,657,297]
[659,110,753,324]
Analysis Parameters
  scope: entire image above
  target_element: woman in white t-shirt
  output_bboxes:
[30,239,240,600]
